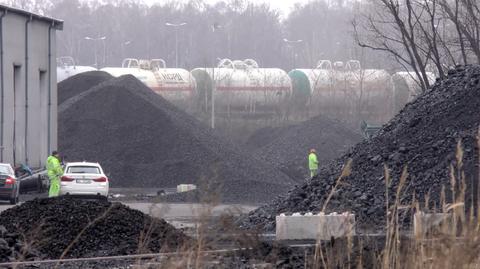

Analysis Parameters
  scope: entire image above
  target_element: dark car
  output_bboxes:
[0,163,19,204]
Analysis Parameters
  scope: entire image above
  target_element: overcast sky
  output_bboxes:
[143,0,305,17]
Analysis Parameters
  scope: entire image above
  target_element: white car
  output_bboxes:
[60,162,109,198]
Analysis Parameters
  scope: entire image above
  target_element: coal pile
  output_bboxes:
[58,71,113,104]
[247,116,362,180]
[0,225,40,263]
[0,196,190,259]
[244,126,291,151]
[59,74,294,203]
[242,65,480,232]
[203,236,384,269]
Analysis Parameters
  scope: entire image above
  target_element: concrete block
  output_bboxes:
[176,184,197,193]
[414,212,452,237]
[276,212,355,240]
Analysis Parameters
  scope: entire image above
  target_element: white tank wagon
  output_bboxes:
[101,58,154,84]
[392,71,436,112]
[288,60,395,124]
[56,56,97,82]
[191,59,292,116]
[100,58,197,108]
[149,59,197,107]
[343,60,395,123]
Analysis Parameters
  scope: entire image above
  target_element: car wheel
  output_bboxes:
[9,196,18,205]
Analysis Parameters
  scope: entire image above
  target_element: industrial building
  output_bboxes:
[0,5,63,168]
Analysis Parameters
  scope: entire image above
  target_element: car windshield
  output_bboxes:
[67,166,100,174]
[0,165,12,175]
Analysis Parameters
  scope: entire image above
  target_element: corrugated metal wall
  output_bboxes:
[0,9,59,169]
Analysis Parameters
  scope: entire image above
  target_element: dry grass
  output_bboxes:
[299,136,480,269]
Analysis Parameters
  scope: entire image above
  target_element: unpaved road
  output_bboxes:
[0,201,257,229]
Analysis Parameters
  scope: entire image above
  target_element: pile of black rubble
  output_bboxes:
[242,65,480,231]
[58,71,113,104]
[246,116,362,180]
[0,225,40,263]
[0,196,191,259]
[58,73,294,203]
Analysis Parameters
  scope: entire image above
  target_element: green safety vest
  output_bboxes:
[46,156,63,179]
[309,153,318,170]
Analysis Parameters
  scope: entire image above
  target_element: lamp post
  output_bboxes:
[121,40,131,59]
[165,22,187,68]
[210,23,223,129]
[283,38,303,68]
[84,36,106,68]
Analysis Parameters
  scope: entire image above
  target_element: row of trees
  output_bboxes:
[3,0,380,70]
[3,0,480,91]
[354,0,480,90]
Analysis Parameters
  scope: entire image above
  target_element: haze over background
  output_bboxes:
[0,0,370,71]
[143,0,304,17]
[0,0,475,84]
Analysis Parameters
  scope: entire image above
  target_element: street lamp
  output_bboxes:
[121,40,132,59]
[84,36,106,68]
[283,38,303,68]
[165,22,187,68]
[209,23,224,129]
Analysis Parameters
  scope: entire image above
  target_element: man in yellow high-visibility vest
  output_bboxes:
[46,151,63,197]
[308,149,319,179]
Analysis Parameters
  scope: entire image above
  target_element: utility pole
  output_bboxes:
[120,40,131,60]
[283,38,303,69]
[84,36,106,68]
[210,22,223,129]
[165,22,187,68]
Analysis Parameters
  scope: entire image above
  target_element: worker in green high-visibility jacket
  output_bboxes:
[308,149,319,179]
[46,151,63,197]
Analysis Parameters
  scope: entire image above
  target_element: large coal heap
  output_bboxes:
[58,71,113,104]
[0,197,190,259]
[247,116,362,180]
[242,65,480,231]
[58,74,294,203]
[0,225,40,262]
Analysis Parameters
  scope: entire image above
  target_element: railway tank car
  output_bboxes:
[56,56,97,82]
[101,58,196,109]
[392,71,436,112]
[191,59,292,116]
[288,60,394,124]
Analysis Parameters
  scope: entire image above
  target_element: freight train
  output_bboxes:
[56,56,96,82]
[58,57,436,124]
[289,60,396,123]
[101,58,196,108]
[191,59,292,116]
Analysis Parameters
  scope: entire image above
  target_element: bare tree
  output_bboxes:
[354,0,480,91]
[353,0,438,91]
[438,0,480,63]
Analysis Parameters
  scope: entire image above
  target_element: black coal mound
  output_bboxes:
[247,116,362,180]
[245,126,291,151]
[0,196,190,259]
[0,197,190,258]
[58,74,294,203]
[242,65,480,232]
[0,225,41,262]
[58,71,113,104]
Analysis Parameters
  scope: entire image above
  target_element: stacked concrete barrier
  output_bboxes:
[276,212,355,240]
[414,212,453,237]
[176,184,197,193]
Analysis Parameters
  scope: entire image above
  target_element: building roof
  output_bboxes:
[0,4,63,30]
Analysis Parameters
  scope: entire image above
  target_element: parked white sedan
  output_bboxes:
[60,162,109,198]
